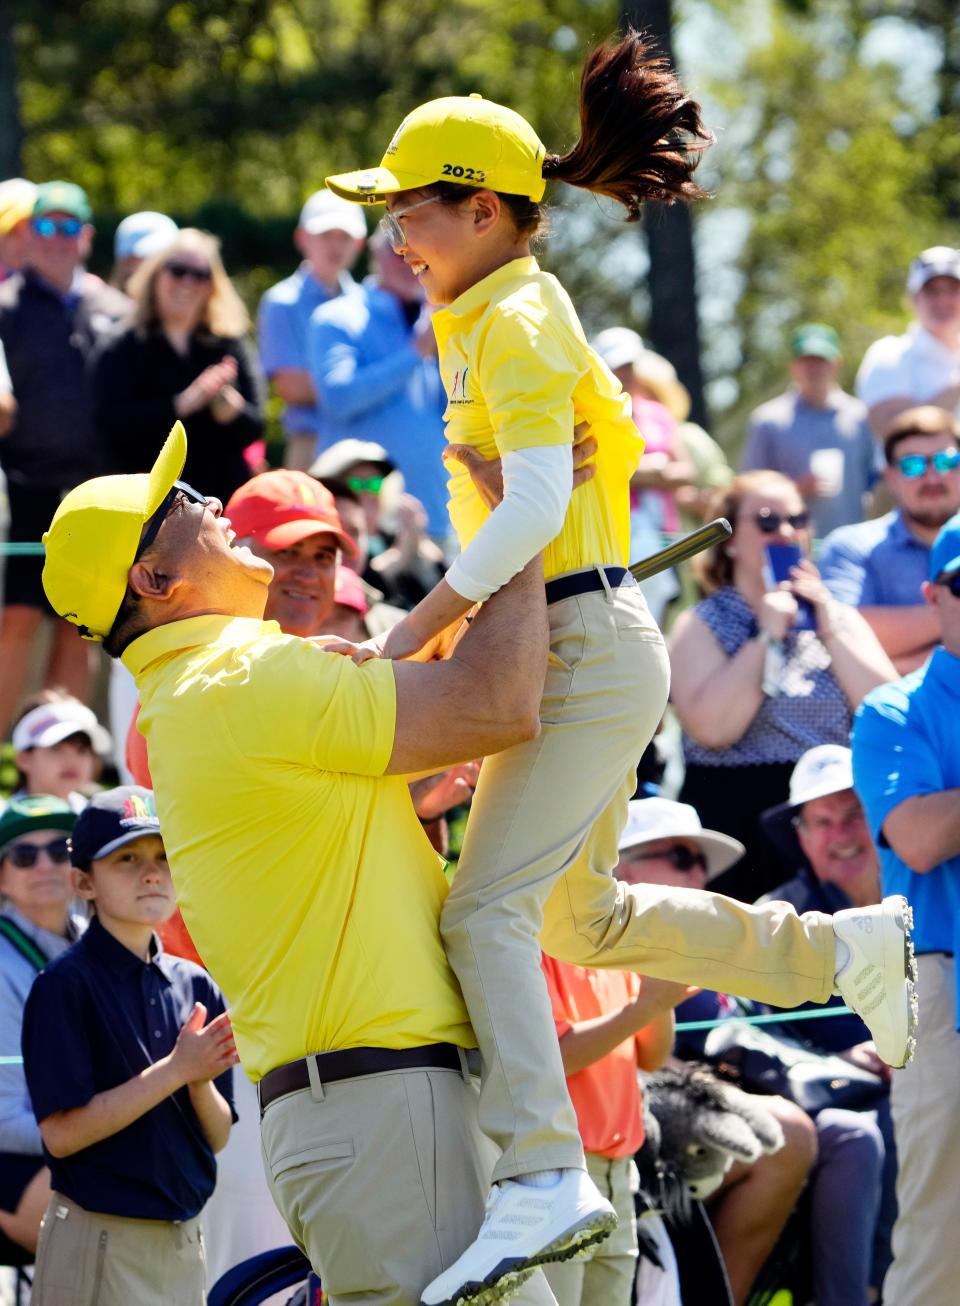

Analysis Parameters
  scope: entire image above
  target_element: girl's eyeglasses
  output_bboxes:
[754,509,811,535]
[3,838,71,869]
[626,845,708,873]
[896,449,960,478]
[379,195,443,253]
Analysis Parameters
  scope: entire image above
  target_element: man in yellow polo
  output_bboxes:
[41,421,557,1306]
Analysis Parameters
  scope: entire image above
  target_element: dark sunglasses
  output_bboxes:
[4,838,71,869]
[629,845,708,873]
[937,572,960,598]
[32,216,83,239]
[134,480,209,563]
[163,261,212,283]
[346,474,385,495]
[896,449,960,478]
[754,508,811,535]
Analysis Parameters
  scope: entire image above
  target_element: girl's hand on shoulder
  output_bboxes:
[310,634,385,664]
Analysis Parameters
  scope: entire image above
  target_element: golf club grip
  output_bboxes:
[629,518,732,583]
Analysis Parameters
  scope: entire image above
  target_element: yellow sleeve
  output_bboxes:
[476,306,583,455]
[247,637,397,777]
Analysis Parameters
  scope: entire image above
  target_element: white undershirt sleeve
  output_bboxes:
[444,444,573,603]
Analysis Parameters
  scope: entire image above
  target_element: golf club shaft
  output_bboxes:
[628,517,732,583]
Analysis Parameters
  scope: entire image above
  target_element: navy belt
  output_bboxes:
[545,566,636,605]
[258,1043,469,1114]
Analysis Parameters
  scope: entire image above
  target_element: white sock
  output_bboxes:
[515,1168,564,1189]
[834,937,852,980]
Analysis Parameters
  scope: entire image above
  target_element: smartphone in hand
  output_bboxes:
[763,543,816,632]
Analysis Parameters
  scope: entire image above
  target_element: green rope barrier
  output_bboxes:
[675,1005,853,1033]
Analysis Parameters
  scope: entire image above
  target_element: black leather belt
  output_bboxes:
[258,1043,466,1114]
[545,566,636,605]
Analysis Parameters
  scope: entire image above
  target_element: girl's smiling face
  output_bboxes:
[383,187,527,306]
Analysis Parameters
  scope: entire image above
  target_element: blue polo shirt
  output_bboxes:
[819,509,930,607]
[21,916,235,1221]
[308,280,449,538]
[257,265,357,440]
[852,647,960,1022]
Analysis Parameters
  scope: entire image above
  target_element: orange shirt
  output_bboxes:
[541,954,645,1159]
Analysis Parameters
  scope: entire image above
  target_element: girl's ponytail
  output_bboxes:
[542,29,713,220]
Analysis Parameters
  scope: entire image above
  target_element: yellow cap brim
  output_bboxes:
[325,168,441,204]
[146,419,188,516]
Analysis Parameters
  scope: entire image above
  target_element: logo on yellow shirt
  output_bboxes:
[449,368,471,405]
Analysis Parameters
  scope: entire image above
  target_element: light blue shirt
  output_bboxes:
[852,647,960,1022]
[308,280,449,538]
[257,265,357,439]
[819,510,930,607]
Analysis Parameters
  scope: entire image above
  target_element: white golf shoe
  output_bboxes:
[833,894,918,1069]
[420,1169,617,1306]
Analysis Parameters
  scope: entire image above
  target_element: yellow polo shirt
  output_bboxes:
[432,256,644,580]
[122,614,473,1080]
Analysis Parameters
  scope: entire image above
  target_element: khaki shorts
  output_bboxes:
[32,1192,205,1306]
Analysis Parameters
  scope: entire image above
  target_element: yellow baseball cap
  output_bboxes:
[0,178,38,236]
[42,421,188,641]
[326,94,547,204]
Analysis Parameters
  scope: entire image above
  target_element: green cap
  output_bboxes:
[0,795,77,854]
[32,181,92,224]
[791,323,841,362]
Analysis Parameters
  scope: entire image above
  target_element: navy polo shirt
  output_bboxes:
[21,916,235,1220]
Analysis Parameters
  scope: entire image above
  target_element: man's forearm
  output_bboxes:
[450,555,548,722]
[883,790,960,873]
[860,605,939,659]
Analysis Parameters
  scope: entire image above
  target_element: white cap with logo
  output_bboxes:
[907,246,960,296]
[298,190,367,241]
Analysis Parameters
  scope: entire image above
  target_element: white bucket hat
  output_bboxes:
[618,798,745,881]
[760,745,856,851]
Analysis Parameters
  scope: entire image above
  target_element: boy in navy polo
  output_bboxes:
[21,786,238,1306]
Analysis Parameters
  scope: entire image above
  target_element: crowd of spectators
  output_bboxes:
[0,166,957,1305]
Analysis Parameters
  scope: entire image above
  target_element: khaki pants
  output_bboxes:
[543,1153,638,1306]
[32,1192,205,1306]
[260,1066,556,1306]
[442,583,836,1179]
[882,954,960,1306]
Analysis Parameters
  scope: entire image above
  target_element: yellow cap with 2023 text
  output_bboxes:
[326,94,547,204]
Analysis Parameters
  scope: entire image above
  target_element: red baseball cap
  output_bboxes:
[225,470,358,557]
[333,565,369,615]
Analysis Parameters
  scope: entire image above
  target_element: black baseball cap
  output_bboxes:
[69,786,162,869]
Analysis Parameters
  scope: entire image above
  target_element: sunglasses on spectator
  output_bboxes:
[753,509,811,534]
[895,449,960,478]
[346,475,386,495]
[627,845,708,872]
[163,261,212,283]
[134,480,209,563]
[3,839,71,869]
[32,217,83,239]
[936,572,960,598]
[379,195,444,253]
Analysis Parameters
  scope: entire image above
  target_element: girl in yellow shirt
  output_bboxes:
[327,31,912,1306]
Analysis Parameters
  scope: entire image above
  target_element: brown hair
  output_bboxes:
[696,470,801,594]
[127,227,250,339]
[883,405,960,464]
[428,29,711,239]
